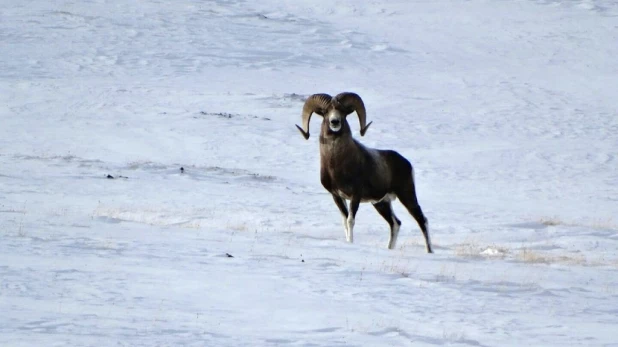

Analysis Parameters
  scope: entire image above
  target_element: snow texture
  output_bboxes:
[1,0,617,346]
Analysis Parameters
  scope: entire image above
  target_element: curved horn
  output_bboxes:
[335,92,372,136]
[295,93,332,140]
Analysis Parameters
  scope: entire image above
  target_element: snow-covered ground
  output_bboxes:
[1,0,617,345]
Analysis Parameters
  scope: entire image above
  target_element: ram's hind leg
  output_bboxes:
[373,201,401,249]
[396,175,433,253]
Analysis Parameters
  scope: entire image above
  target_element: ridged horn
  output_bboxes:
[334,92,372,136]
[295,93,332,140]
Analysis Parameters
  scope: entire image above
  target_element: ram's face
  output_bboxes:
[326,109,343,133]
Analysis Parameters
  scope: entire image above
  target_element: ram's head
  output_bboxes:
[295,92,372,140]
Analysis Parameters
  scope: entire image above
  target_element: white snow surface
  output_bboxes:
[1,0,618,346]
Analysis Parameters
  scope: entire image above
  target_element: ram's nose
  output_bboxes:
[330,119,341,127]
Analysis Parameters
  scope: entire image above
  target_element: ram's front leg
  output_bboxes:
[346,197,361,243]
[332,194,349,241]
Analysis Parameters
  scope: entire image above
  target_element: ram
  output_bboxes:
[296,92,432,253]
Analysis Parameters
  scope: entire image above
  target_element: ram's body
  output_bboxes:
[320,136,408,203]
[296,92,433,252]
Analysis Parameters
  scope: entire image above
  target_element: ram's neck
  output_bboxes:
[320,134,365,166]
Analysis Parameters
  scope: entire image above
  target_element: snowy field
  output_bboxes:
[1,0,618,345]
